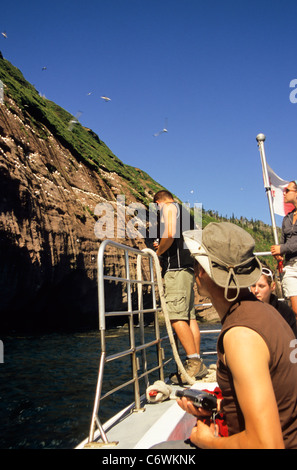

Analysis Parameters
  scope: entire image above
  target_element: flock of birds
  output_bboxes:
[66,91,167,136]
[1,30,168,137]
[1,31,198,216]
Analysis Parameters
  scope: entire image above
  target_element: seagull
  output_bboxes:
[100,96,111,102]
[68,111,82,131]
[154,118,168,137]
[42,66,47,71]
[1,32,7,39]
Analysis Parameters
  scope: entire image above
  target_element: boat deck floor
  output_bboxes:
[77,381,217,450]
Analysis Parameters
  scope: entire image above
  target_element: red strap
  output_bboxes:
[202,387,229,437]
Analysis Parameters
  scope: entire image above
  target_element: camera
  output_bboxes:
[175,389,217,412]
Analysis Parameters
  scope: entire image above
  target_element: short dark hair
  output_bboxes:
[153,190,174,203]
[290,181,297,191]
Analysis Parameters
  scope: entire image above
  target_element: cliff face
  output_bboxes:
[0,57,163,333]
[0,56,220,333]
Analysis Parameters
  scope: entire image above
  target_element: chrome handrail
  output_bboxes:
[88,240,171,445]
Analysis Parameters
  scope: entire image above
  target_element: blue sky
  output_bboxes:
[1,0,297,227]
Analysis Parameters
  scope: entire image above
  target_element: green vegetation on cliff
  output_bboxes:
[0,53,165,206]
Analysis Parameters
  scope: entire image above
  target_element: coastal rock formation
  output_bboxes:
[0,55,218,333]
[0,57,163,333]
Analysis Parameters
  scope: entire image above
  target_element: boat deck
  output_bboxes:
[77,380,217,449]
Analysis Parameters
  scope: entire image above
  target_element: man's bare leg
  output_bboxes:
[171,320,200,356]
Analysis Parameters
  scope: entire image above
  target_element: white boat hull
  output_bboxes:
[76,381,218,449]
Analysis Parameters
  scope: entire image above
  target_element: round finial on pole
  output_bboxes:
[256,133,266,142]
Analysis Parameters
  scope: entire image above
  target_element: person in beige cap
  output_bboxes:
[176,222,297,449]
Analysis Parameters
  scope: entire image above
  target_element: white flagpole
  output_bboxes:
[256,133,279,245]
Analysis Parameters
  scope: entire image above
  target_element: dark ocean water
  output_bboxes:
[0,323,219,449]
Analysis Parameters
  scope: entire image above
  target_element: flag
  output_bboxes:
[267,165,294,216]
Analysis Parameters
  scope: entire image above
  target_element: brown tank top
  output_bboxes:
[217,292,297,449]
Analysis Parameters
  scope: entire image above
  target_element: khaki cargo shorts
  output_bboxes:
[283,262,297,298]
[164,268,195,321]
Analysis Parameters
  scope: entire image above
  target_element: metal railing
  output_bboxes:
[88,240,174,445]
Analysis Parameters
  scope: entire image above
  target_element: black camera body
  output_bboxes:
[176,389,217,412]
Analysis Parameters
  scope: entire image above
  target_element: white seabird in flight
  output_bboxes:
[154,118,168,137]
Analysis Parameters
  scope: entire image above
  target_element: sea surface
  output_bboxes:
[0,323,219,449]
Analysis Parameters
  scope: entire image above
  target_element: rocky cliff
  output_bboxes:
[0,55,219,334]
[0,55,170,333]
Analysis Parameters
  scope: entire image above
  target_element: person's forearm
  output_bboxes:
[280,239,297,255]
[156,237,174,256]
[201,431,257,449]
[191,425,284,450]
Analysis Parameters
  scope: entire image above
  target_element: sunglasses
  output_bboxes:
[262,267,273,281]
[284,188,297,193]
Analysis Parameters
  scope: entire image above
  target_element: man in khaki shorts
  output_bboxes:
[153,190,207,384]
